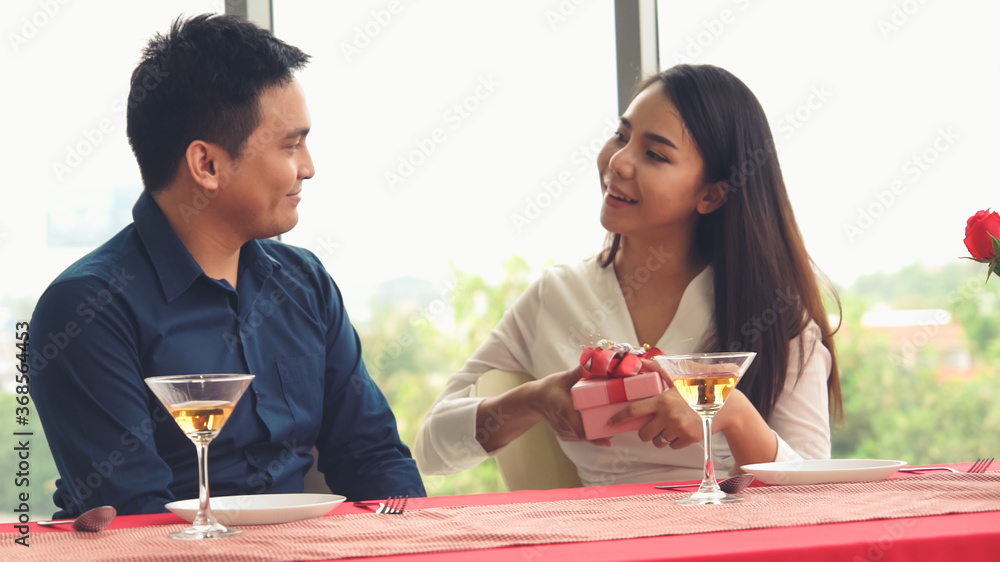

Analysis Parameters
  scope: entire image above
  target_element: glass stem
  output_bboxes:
[192,438,216,527]
[700,415,719,490]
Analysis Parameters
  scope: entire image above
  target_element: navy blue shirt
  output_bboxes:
[29,192,425,518]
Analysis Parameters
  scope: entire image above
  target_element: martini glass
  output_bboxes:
[653,352,756,505]
[145,373,254,539]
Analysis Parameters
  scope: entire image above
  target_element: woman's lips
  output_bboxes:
[604,184,638,207]
[604,192,634,208]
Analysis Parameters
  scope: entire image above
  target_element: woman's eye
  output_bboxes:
[613,131,626,142]
[647,151,669,163]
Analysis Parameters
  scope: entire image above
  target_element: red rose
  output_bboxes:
[964,209,1000,260]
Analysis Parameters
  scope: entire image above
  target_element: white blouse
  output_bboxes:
[413,257,832,486]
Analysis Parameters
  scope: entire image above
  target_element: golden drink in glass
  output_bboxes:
[145,374,254,539]
[654,353,756,505]
[168,401,236,436]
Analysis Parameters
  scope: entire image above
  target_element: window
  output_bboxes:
[656,0,999,283]
[273,0,618,495]
[655,0,1000,463]
[273,0,617,319]
[0,0,225,523]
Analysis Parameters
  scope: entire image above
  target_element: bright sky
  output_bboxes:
[655,0,999,289]
[1,0,998,320]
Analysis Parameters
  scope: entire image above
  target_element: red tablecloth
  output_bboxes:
[24,462,1000,562]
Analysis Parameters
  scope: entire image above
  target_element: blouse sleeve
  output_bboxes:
[768,320,833,463]
[413,274,543,475]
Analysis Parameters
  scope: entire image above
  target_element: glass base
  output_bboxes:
[675,490,744,505]
[170,522,242,540]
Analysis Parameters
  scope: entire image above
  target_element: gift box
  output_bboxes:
[571,371,666,440]
[577,400,650,441]
[571,371,665,409]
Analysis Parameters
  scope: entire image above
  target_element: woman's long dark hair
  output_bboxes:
[600,64,842,421]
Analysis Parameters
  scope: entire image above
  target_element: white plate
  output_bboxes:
[166,493,345,525]
[740,459,907,485]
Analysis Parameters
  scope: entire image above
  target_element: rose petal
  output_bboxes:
[964,209,1000,260]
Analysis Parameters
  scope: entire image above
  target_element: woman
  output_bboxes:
[414,64,841,486]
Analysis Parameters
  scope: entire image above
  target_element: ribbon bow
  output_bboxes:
[579,340,663,379]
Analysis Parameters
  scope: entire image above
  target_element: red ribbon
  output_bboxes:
[606,377,627,403]
[579,345,663,379]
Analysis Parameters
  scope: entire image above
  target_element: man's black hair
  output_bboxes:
[126,14,310,193]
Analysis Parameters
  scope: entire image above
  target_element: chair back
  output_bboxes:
[303,447,333,494]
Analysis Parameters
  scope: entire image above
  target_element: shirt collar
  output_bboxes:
[132,192,281,302]
[599,258,715,353]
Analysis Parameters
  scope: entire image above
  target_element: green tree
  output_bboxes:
[359,256,544,496]
[831,264,1000,464]
[0,393,61,522]
[12,256,999,523]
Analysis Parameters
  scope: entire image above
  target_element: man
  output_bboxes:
[29,13,425,518]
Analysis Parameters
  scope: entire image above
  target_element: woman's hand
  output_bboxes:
[606,358,703,448]
[606,387,704,449]
[476,367,610,453]
[605,358,778,469]
[530,367,612,447]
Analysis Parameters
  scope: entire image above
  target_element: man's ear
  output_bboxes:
[697,180,729,215]
[184,140,228,192]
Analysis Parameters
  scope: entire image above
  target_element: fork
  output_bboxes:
[967,457,994,473]
[378,496,408,515]
[898,466,960,473]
